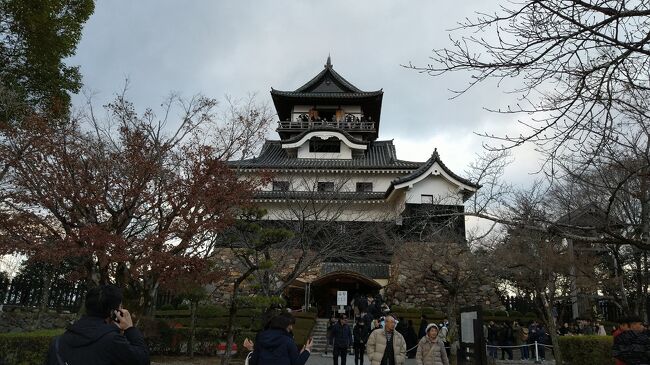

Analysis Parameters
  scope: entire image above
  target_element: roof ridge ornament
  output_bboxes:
[325,54,332,69]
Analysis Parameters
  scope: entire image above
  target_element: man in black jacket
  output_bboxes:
[45,284,150,365]
[613,316,650,365]
[330,315,353,365]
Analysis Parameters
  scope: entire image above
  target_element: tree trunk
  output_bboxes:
[540,292,562,365]
[221,293,238,365]
[445,293,459,343]
[221,267,256,365]
[189,300,197,359]
[32,272,52,330]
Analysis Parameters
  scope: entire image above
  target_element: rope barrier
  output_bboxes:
[485,343,553,349]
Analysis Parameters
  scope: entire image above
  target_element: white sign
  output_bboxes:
[337,291,348,306]
[460,311,478,344]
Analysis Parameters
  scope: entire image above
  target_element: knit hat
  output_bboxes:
[426,323,439,334]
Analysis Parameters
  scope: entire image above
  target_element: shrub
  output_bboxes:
[177,303,190,310]
[494,310,509,317]
[0,329,64,365]
[509,310,523,318]
[158,303,175,311]
[559,335,614,365]
[196,304,228,318]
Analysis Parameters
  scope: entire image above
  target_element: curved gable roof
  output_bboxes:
[270,57,382,96]
[391,149,480,190]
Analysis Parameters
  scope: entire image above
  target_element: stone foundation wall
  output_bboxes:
[209,248,321,303]
[384,242,503,311]
[0,308,76,333]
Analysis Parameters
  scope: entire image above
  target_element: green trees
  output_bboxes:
[0,0,94,121]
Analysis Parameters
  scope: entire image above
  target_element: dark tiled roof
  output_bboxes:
[270,57,382,97]
[280,127,369,145]
[229,140,423,170]
[270,90,384,98]
[296,58,362,93]
[391,149,480,189]
[254,191,386,201]
[321,262,390,279]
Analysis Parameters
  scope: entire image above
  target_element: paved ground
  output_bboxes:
[306,353,555,365]
[151,354,556,365]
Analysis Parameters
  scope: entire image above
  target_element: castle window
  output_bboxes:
[272,181,290,191]
[309,138,340,153]
[421,195,434,204]
[356,182,373,192]
[317,182,335,192]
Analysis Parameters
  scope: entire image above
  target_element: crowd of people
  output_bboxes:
[485,320,548,361]
[320,294,450,365]
[44,285,650,365]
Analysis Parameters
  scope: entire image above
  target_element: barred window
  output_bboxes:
[356,182,373,192]
[317,182,335,192]
[272,181,290,191]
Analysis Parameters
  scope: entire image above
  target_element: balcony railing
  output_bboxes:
[278,118,376,132]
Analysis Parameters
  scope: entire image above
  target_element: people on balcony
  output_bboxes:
[285,114,372,129]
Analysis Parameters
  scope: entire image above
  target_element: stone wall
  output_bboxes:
[0,308,76,333]
[209,248,321,303]
[384,242,503,311]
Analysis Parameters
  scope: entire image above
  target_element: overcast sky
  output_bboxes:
[68,0,542,187]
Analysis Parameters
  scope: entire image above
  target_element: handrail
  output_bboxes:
[277,120,376,131]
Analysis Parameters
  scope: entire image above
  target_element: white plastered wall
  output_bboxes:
[403,175,464,205]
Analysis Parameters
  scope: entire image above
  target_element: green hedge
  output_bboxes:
[0,329,64,365]
[559,335,614,365]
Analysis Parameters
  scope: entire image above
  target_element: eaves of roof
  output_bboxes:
[270,89,383,98]
[228,140,423,170]
[279,127,369,146]
[391,149,480,189]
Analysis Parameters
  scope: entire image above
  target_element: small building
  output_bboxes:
[228,57,494,316]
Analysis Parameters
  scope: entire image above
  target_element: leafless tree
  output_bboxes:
[0,88,274,316]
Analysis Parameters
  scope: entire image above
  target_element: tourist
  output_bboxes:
[45,284,150,365]
[559,322,570,336]
[514,320,529,360]
[612,317,629,365]
[415,323,449,365]
[366,315,407,365]
[404,320,419,359]
[325,313,336,355]
[439,319,450,357]
[353,317,370,365]
[330,315,353,365]
[418,314,429,339]
[597,322,607,336]
[486,321,498,359]
[613,315,650,365]
[499,321,514,360]
[535,323,549,360]
[249,313,312,365]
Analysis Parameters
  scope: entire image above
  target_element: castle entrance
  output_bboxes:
[308,270,382,318]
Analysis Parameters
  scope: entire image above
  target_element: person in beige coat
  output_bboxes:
[416,324,449,365]
[366,315,407,365]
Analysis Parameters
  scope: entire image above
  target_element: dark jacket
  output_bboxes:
[250,328,309,365]
[330,322,353,348]
[612,330,650,365]
[354,323,370,346]
[418,320,428,339]
[45,316,149,365]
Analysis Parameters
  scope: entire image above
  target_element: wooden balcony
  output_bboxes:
[277,119,376,132]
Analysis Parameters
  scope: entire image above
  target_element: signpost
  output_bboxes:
[459,305,487,365]
[337,290,347,313]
